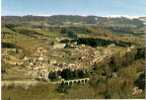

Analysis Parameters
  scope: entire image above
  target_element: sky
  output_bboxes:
[1,0,146,17]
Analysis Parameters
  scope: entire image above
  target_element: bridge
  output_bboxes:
[51,66,88,72]
[54,78,90,85]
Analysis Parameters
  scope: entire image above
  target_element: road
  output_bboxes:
[1,80,41,87]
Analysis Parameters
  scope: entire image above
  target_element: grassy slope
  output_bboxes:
[2,25,145,99]
[2,59,144,99]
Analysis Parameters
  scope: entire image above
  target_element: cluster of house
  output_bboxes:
[3,42,137,82]
[20,46,94,80]
[18,45,137,83]
[2,45,116,80]
[22,47,49,80]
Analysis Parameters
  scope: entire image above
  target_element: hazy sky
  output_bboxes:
[2,0,146,16]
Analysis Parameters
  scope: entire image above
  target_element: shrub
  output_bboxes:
[134,72,145,90]
[56,83,71,93]
[48,72,58,81]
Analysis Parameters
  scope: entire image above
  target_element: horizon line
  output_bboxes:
[2,14,145,18]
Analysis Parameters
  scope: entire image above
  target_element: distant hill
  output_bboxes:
[139,17,146,21]
[138,17,146,24]
[2,15,144,27]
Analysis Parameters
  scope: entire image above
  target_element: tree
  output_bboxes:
[61,69,73,80]
[134,72,145,90]
[48,72,58,81]
[56,83,71,93]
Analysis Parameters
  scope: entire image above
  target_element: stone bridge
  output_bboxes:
[57,78,90,85]
[52,66,87,72]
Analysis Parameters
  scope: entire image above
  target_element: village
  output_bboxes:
[2,37,138,85]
